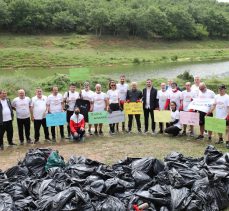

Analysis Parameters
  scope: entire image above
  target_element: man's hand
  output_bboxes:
[80,127,85,131]
[74,132,78,136]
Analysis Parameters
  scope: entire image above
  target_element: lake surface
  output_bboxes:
[0,60,228,81]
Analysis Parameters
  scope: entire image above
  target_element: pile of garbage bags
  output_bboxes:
[1,145,229,211]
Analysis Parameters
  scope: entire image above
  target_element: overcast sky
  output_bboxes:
[217,0,229,2]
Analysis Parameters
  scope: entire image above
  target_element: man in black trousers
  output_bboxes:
[0,90,16,150]
[142,79,159,135]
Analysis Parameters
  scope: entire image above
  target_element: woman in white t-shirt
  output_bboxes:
[91,84,108,135]
[107,80,120,134]
[164,101,182,136]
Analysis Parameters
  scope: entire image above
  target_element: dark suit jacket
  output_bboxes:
[0,98,14,124]
[142,87,159,109]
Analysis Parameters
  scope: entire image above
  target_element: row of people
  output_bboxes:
[0,75,228,150]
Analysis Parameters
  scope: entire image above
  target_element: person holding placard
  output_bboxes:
[191,75,201,98]
[181,82,195,136]
[196,82,215,141]
[80,82,94,135]
[157,83,169,133]
[12,89,32,145]
[70,107,85,141]
[165,101,182,136]
[142,79,158,135]
[117,75,128,132]
[91,84,108,135]
[31,88,50,143]
[209,84,229,147]
[0,90,16,150]
[126,82,143,133]
[47,86,65,141]
[63,83,80,139]
[107,80,120,135]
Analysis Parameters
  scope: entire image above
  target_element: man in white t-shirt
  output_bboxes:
[209,84,229,147]
[191,75,201,98]
[31,88,50,143]
[47,86,64,141]
[63,83,80,138]
[181,82,195,136]
[12,89,32,144]
[157,83,169,133]
[91,84,108,135]
[116,75,128,132]
[196,82,215,141]
[0,90,16,150]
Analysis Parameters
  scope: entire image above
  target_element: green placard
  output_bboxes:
[69,68,90,81]
[88,111,108,124]
[205,117,226,134]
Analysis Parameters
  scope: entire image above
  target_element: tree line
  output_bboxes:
[0,0,229,39]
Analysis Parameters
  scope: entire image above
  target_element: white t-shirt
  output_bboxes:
[191,84,199,98]
[93,92,107,112]
[145,88,151,109]
[81,90,94,102]
[157,90,168,110]
[182,90,195,111]
[171,110,182,129]
[214,94,229,119]
[63,91,80,111]
[107,90,119,104]
[31,96,47,120]
[12,97,31,119]
[1,99,12,122]
[47,93,63,113]
[116,83,128,101]
[168,90,182,109]
[197,89,215,99]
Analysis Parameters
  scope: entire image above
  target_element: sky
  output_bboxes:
[217,0,229,2]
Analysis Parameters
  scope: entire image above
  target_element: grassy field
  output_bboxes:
[0,34,229,68]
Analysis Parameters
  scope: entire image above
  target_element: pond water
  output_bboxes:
[0,60,228,81]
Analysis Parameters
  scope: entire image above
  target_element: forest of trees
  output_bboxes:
[0,0,228,39]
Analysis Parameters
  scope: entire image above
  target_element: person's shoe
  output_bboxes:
[61,136,65,140]
[99,130,103,135]
[127,129,131,134]
[27,139,33,144]
[45,138,51,143]
[215,138,224,144]
[52,137,56,142]
[80,137,85,142]
[182,131,187,136]
[20,141,24,145]
[196,135,204,141]
[94,130,98,135]
[109,131,115,135]
[9,142,17,146]
[144,130,148,134]
[226,141,229,149]
[88,130,93,136]
[189,132,195,137]
[0,145,4,150]
[151,131,156,135]
[208,136,212,142]
[138,129,142,134]
[65,135,71,139]
[158,130,163,134]
[34,139,39,144]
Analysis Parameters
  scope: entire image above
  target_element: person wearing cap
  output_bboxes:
[209,84,229,148]
[126,82,143,133]
[80,82,94,135]
[70,107,85,141]
[195,82,215,141]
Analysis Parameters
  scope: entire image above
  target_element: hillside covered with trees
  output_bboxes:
[0,0,228,39]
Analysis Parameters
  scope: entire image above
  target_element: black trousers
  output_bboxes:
[165,126,181,136]
[17,118,31,142]
[51,126,64,138]
[159,122,170,132]
[144,108,155,132]
[128,114,141,131]
[72,129,85,141]
[34,118,49,140]
[0,120,13,146]
[66,110,74,136]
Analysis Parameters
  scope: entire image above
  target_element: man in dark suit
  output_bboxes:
[142,79,159,134]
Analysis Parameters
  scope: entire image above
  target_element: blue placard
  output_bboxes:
[46,112,67,127]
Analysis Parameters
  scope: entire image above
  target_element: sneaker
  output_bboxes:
[65,136,71,139]
[144,130,148,134]
[151,131,156,135]
[158,130,163,134]
[88,130,93,136]
[127,129,131,134]
[27,139,33,144]
[0,145,4,150]
[52,137,56,142]
[99,130,103,135]
[215,138,224,144]
[182,131,187,136]
[20,141,24,145]
[9,142,17,146]
[138,129,142,134]
[196,135,204,141]
[189,132,195,137]
[109,131,115,135]
[94,130,98,135]
[34,139,39,144]
[226,141,229,149]
[45,138,51,143]
[208,136,212,142]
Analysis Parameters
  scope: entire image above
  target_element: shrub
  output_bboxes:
[177,70,194,81]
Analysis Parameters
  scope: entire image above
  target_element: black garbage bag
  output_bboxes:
[4,165,29,181]
[204,145,223,165]
[14,196,37,210]
[0,193,14,210]
[5,182,28,201]
[0,170,9,192]
[132,170,151,186]
[96,196,126,211]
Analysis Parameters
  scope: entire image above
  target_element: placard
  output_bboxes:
[46,112,67,127]
[69,68,90,81]
[205,117,226,133]
[88,111,108,124]
[108,111,125,124]
[188,98,215,113]
[180,111,199,125]
[124,102,143,114]
[154,110,171,122]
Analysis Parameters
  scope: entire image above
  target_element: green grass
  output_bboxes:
[0,34,229,68]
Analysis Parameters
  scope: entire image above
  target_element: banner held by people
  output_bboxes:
[188,98,215,113]
[205,116,226,134]
[124,102,143,115]
[46,112,67,127]
[88,111,108,124]
[108,111,125,124]
[154,110,171,122]
[180,111,200,126]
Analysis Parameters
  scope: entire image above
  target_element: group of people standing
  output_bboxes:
[0,75,229,150]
